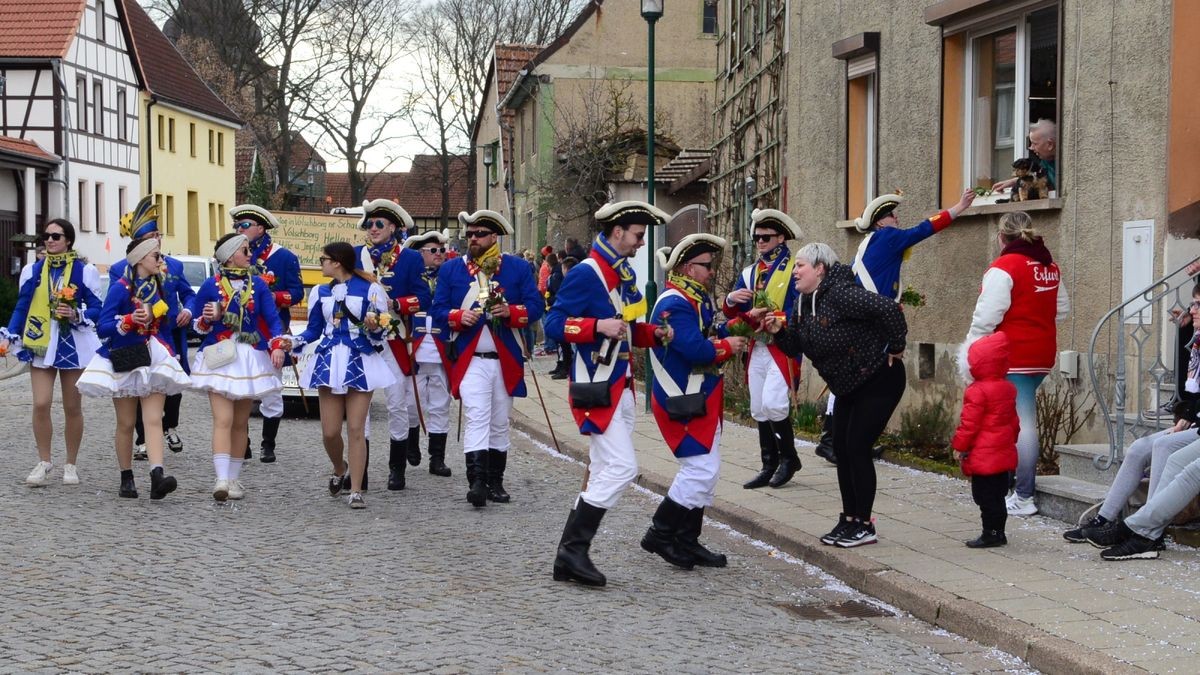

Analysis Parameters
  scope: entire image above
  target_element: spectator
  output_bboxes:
[992,119,1057,194]
[564,237,587,263]
[537,245,554,295]
[541,252,560,358]
[550,256,577,379]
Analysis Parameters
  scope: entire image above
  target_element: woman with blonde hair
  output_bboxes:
[963,211,1069,517]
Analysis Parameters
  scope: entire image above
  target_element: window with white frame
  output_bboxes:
[95,183,105,233]
[78,181,90,231]
[96,0,106,42]
[75,77,87,131]
[963,4,1058,195]
[846,60,878,218]
[93,80,103,135]
[116,89,126,141]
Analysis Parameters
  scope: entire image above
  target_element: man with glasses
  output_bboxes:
[402,229,453,479]
[432,210,541,508]
[108,196,196,461]
[643,231,747,570]
[724,209,806,484]
[544,201,671,587]
[354,199,430,491]
[230,204,302,464]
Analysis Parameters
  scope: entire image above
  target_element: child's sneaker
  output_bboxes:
[820,514,853,545]
[835,520,877,548]
[965,529,1007,548]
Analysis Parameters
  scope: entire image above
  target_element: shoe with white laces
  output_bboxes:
[165,428,183,453]
[212,479,230,502]
[25,461,53,486]
[62,464,79,485]
[1007,495,1038,516]
[227,480,246,500]
[133,443,148,461]
[348,492,366,509]
[835,521,878,548]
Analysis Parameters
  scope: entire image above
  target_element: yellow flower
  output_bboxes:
[378,313,393,327]
[151,299,169,318]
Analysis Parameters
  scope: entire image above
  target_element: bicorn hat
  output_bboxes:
[854,192,904,233]
[655,233,728,272]
[750,208,803,240]
[229,204,281,230]
[595,200,670,228]
[457,210,513,235]
[404,228,450,249]
[359,199,414,230]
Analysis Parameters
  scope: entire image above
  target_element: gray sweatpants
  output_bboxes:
[1099,428,1197,521]
[1125,437,1200,540]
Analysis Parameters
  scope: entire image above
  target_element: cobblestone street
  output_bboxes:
[0,375,1033,673]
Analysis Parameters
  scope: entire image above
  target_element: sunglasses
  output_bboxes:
[43,232,66,242]
[361,218,392,231]
[689,261,714,270]
[465,230,494,240]
[319,256,332,263]
[233,220,259,230]
[421,247,446,254]
[752,234,779,243]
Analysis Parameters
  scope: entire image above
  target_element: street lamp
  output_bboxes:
[642,0,663,410]
[480,144,495,211]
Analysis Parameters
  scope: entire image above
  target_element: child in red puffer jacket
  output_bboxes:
[951,331,1020,548]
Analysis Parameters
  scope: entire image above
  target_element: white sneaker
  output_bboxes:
[133,443,148,461]
[1007,495,1038,516]
[227,480,245,500]
[25,461,53,486]
[165,428,183,453]
[1004,491,1018,508]
[62,464,79,485]
[212,478,230,502]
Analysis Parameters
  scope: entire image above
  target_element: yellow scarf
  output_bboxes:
[24,251,77,356]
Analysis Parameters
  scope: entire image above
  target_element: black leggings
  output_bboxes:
[972,471,1010,533]
[831,360,906,520]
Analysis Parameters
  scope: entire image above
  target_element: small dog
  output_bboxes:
[1009,158,1049,202]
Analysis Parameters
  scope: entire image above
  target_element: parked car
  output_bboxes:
[174,255,214,346]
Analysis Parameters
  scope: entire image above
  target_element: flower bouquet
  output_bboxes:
[481,282,508,331]
[54,284,78,331]
[658,310,672,346]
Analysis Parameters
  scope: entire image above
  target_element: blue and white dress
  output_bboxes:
[294,277,396,394]
[3,256,103,370]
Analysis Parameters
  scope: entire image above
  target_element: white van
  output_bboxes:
[173,254,213,345]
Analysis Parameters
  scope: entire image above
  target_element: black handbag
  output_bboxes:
[569,381,612,409]
[110,342,151,373]
[663,392,707,421]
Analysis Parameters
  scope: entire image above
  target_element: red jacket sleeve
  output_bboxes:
[631,322,659,348]
[950,385,984,451]
[562,317,597,344]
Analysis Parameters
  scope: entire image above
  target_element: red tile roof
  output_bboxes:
[120,0,242,125]
[0,0,83,58]
[325,172,407,212]
[325,155,469,219]
[0,135,59,163]
[472,43,541,148]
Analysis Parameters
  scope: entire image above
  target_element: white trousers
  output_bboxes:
[460,357,513,453]
[366,343,411,442]
[579,389,639,510]
[259,388,284,418]
[407,361,451,434]
[667,433,722,509]
[748,343,790,422]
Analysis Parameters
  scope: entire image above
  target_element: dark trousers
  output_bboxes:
[972,471,1010,533]
[831,360,906,519]
[135,394,183,444]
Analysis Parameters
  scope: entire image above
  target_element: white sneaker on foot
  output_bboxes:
[227,480,245,500]
[25,461,53,486]
[1007,495,1038,516]
[212,479,230,502]
[62,464,79,485]
[133,443,148,461]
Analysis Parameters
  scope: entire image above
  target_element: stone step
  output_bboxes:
[1056,443,1122,486]
[1034,475,1111,524]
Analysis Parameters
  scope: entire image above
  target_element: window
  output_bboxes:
[118,186,126,218]
[96,0,105,42]
[78,181,90,232]
[165,195,175,236]
[157,114,165,150]
[190,123,197,157]
[835,32,880,218]
[702,1,717,34]
[95,183,105,233]
[168,118,176,153]
[75,77,87,131]
[208,129,215,162]
[217,132,225,165]
[116,90,126,141]
[209,202,218,241]
[943,3,1060,203]
[530,99,538,156]
[93,80,103,135]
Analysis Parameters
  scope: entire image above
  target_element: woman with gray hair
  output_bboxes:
[764,242,908,548]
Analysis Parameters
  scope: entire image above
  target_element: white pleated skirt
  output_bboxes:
[77,337,191,398]
[301,344,396,394]
[189,341,281,400]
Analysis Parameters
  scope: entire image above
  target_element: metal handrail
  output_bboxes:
[1087,257,1200,470]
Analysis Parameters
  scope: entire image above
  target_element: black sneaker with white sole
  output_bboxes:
[1064,514,1108,543]
[835,521,877,548]
[1100,533,1159,560]
[820,514,853,545]
[1083,519,1130,548]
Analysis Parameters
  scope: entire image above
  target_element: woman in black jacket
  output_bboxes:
[765,242,907,548]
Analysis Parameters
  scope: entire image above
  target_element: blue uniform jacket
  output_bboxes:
[7,259,103,337]
[253,244,303,329]
[294,277,388,356]
[354,244,431,313]
[96,277,180,358]
[188,275,283,351]
[110,256,195,364]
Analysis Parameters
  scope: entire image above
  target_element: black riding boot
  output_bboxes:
[486,449,511,503]
[743,421,779,489]
[149,466,178,500]
[815,413,837,464]
[406,426,421,467]
[260,416,280,463]
[427,433,452,477]
[768,419,800,488]
[553,500,608,587]
[678,507,727,567]
[119,469,138,499]
[465,450,488,507]
[388,438,406,490]
[640,497,696,569]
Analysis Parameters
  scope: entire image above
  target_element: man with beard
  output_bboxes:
[402,228,453,480]
[354,200,431,491]
[432,210,542,507]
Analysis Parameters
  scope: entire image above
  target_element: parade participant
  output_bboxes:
[231,204,301,464]
[432,210,542,508]
[723,208,806,484]
[765,243,907,548]
[1,219,103,487]
[78,237,190,499]
[402,229,454,480]
[644,232,747,569]
[107,197,195,460]
[189,233,286,502]
[286,242,394,509]
[544,200,672,587]
[354,199,429,491]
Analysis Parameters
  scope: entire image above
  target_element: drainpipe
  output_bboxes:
[51,59,70,220]
[145,94,157,194]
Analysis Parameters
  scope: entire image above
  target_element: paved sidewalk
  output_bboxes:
[514,360,1200,675]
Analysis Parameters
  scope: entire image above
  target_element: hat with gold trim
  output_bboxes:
[854,192,904,233]
[655,232,728,272]
[120,195,159,239]
[457,210,513,235]
[595,200,670,229]
[404,228,450,249]
[750,208,803,240]
[359,199,413,230]
[229,204,281,230]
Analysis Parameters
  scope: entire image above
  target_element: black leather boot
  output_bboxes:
[743,422,779,489]
[149,466,177,500]
[966,530,1008,548]
[677,507,727,567]
[465,450,488,507]
[640,498,696,569]
[260,416,280,463]
[550,351,570,380]
[486,449,510,503]
[553,500,608,586]
[768,419,800,488]
[427,433,452,477]
[119,470,138,499]
[388,438,406,490]
[406,426,421,467]
[815,413,837,464]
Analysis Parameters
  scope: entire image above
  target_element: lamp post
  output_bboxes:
[642,0,662,410]
[481,144,495,211]
[742,174,756,272]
